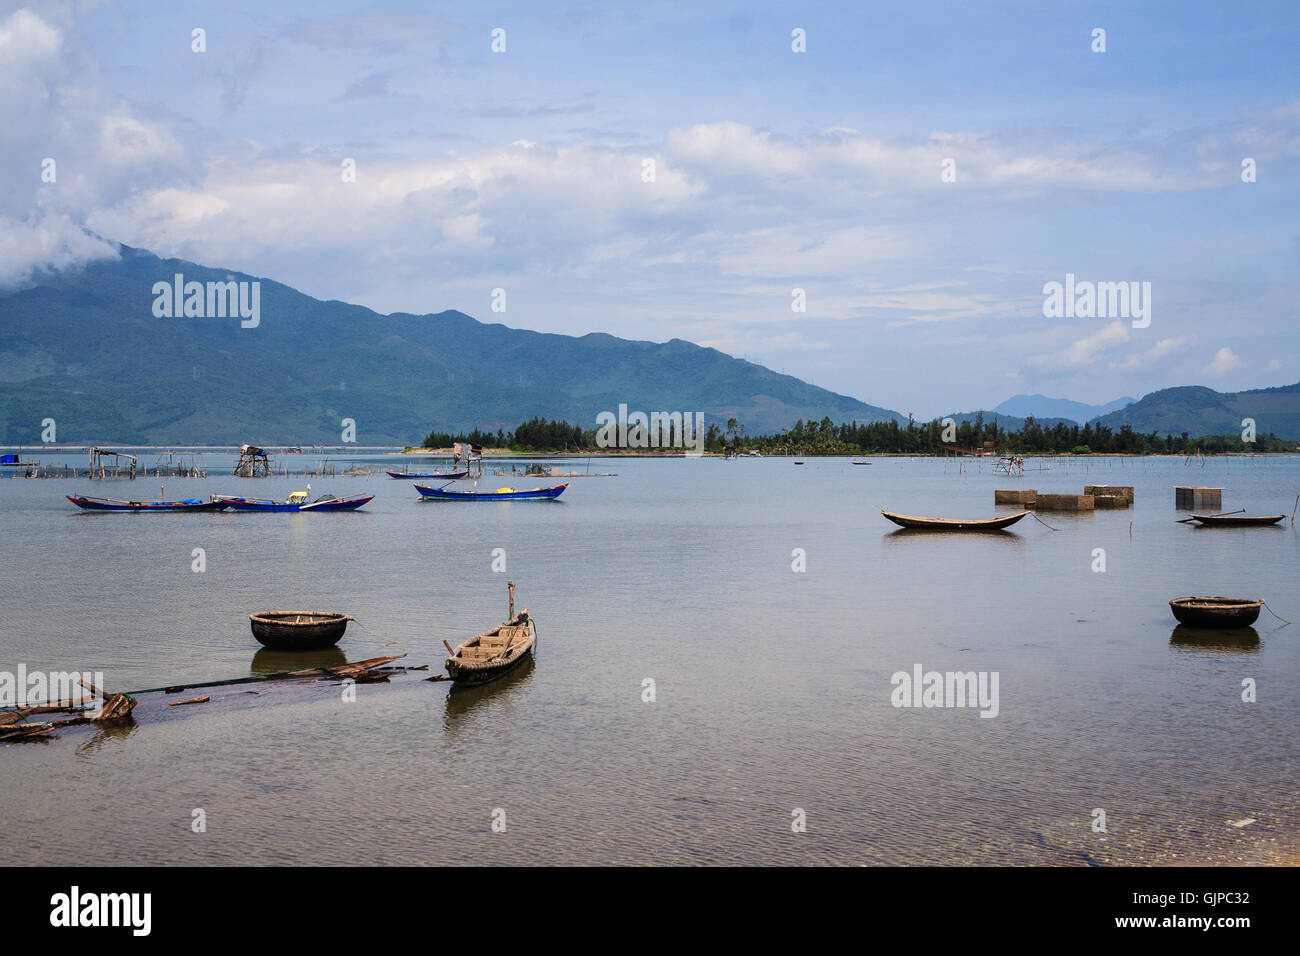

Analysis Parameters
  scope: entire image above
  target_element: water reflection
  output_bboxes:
[442,655,536,732]
[1170,625,1260,652]
[75,719,139,758]
[881,528,1026,542]
[250,646,347,674]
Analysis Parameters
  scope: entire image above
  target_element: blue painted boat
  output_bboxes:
[414,482,567,501]
[386,469,469,480]
[214,491,374,512]
[67,494,227,512]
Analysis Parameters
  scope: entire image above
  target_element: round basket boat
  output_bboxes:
[249,611,351,649]
[1168,597,1263,629]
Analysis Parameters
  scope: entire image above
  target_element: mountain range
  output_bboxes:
[943,385,1300,440]
[1092,384,1300,439]
[993,394,1137,422]
[0,244,1295,444]
[0,245,902,445]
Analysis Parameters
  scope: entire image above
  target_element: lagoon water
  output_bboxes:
[2,452,1298,865]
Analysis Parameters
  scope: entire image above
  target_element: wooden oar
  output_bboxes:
[489,634,526,663]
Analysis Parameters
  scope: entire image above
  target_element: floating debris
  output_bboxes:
[2,656,409,743]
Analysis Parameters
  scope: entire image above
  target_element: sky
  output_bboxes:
[2,0,1298,418]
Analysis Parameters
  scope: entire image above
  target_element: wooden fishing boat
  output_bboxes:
[414,482,567,501]
[1169,597,1264,628]
[386,469,469,480]
[444,582,536,685]
[1188,513,1285,526]
[67,494,226,512]
[249,611,352,649]
[215,491,374,512]
[881,509,1030,531]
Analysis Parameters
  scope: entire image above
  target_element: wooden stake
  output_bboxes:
[508,579,515,620]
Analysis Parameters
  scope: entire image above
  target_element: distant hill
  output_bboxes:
[942,410,1077,432]
[0,244,906,444]
[994,393,1136,423]
[1093,384,1300,439]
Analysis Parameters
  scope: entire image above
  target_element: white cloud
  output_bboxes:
[0,213,117,287]
[1032,321,1130,370]
[1113,336,1189,370]
[0,9,61,103]
[0,8,187,284]
[664,122,1219,196]
[716,225,920,278]
[1205,346,1243,377]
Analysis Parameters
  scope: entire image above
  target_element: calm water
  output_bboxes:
[2,452,1298,865]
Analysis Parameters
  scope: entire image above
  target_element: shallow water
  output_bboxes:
[2,452,1298,865]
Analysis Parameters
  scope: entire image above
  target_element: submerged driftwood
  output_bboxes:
[1,656,407,743]
[0,690,137,741]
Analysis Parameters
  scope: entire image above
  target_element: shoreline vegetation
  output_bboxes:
[410,415,1297,457]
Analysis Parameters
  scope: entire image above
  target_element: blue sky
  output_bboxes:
[3,0,1297,417]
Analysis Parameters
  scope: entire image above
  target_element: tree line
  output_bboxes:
[422,417,593,451]
[734,414,1290,455]
[421,414,1292,455]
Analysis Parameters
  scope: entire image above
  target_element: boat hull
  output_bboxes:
[249,612,350,650]
[67,495,226,512]
[414,483,567,501]
[1169,597,1263,628]
[881,509,1029,531]
[447,643,534,685]
[1189,514,1285,526]
[386,471,469,480]
[216,495,374,512]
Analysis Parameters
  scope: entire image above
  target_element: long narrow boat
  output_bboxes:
[386,469,469,480]
[67,494,226,512]
[215,491,374,512]
[1188,513,1285,526]
[414,482,567,501]
[1169,596,1264,628]
[881,509,1029,531]
[444,582,536,685]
